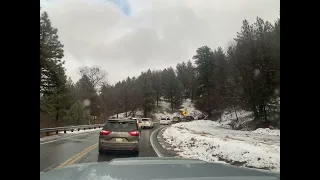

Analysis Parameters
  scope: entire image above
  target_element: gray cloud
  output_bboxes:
[41,0,280,84]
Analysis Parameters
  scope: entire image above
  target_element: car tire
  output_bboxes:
[99,149,104,154]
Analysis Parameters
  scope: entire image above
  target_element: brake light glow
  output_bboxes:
[128,131,139,136]
[100,130,111,136]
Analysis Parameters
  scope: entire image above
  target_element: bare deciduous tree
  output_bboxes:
[79,66,107,90]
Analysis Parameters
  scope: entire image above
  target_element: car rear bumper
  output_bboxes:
[140,124,152,128]
[99,142,139,151]
[160,122,170,125]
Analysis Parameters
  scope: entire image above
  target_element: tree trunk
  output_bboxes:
[116,104,119,118]
[125,92,128,117]
[252,105,259,120]
[259,102,264,119]
[263,104,268,122]
[143,101,147,118]
[191,89,194,102]
[156,92,159,106]
[233,105,239,122]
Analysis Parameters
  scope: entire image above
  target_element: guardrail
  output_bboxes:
[40,124,104,136]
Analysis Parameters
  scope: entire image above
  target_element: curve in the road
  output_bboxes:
[40,124,162,172]
[150,126,164,157]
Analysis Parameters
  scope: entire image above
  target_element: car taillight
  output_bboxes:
[128,131,139,136]
[100,130,111,136]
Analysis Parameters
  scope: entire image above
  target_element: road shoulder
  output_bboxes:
[150,126,177,157]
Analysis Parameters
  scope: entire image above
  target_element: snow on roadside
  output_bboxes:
[252,128,280,137]
[219,110,254,127]
[153,99,203,120]
[109,110,144,119]
[40,128,102,141]
[58,128,102,135]
[163,120,280,172]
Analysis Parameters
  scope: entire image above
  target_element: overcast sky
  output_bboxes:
[40,0,280,85]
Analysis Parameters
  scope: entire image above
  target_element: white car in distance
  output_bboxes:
[160,117,171,125]
[139,118,154,129]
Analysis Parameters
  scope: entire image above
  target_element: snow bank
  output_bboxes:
[219,110,254,127]
[40,128,102,141]
[109,110,144,119]
[252,128,280,137]
[153,99,203,120]
[163,120,280,172]
[153,100,180,120]
[58,128,102,135]
[110,112,127,118]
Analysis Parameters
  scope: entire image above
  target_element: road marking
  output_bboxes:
[40,130,100,145]
[54,143,98,169]
[42,164,57,172]
[150,127,164,157]
[66,144,98,166]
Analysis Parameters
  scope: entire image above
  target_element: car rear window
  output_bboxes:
[103,121,137,132]
[160,118,166,120]
[141,119,150,121]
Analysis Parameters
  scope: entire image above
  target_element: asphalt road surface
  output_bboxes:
[40,123,161,172]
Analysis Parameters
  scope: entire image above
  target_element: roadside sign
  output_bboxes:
[181,109,187,116]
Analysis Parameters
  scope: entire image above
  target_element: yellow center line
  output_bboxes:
[66,144,98,166]
[54,143,98,169]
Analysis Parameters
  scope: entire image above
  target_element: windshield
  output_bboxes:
[103,121,137,132]
[40,0,280,177]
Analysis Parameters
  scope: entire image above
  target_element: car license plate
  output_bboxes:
[115,138,123,142]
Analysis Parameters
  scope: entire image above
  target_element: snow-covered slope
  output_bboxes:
[219,109,254,128]
[180,99,203,119]
[163,120,280,172]
[153,100,180,120]
[152,99,204,120]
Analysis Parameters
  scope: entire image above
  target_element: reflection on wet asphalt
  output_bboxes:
[77,124,160,164]
[40,130,100,172]
[40,123,162,171]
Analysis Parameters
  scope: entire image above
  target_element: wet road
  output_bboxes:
[40,123,160,172]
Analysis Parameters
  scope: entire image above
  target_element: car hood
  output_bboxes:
[40,157,280,180]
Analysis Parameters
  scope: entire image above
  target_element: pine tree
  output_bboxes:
[40,11,65,95]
